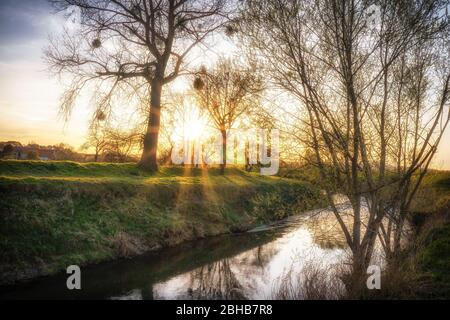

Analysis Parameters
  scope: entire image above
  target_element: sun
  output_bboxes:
[184,117,206,140]
[171,104,207,142]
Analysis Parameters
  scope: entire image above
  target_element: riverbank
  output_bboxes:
[397,171,450,299]
[278,166,450,299]
[0,161,326,285]
[362,170,450,299]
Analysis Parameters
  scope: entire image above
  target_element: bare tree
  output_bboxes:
[81,122,108,162]
[157,91,191,165]
[240,0,450,286]
[379,40,450,257]
[193,59,263,173]
[103,126,142,162]
[46,0,228,171]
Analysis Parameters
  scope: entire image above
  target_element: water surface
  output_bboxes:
[0,208,352,300]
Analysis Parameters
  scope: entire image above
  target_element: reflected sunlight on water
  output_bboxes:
[152,211,349,300]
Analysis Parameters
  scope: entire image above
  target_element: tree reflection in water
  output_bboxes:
[185,243,279,300]
[187,259,245,300]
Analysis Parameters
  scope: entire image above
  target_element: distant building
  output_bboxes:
[17,147,57,161]
[1,141,118,163]
[0,144,57,161]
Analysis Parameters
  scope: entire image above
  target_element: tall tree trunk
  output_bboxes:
[346,249,370,298]
[139,79,163,171]
[393,214,405,253]
[221,129,227,175]
[201,144,206,168]
[191,143,195,167]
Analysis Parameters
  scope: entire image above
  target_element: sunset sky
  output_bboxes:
[0,0,449,169]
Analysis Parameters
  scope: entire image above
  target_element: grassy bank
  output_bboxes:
[411,173,450,298]
[366,171,450,299]
[278,166,450,299]
[0,161,326,285]
[409,169,450,213]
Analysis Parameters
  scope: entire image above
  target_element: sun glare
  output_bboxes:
[171,104,207,142]
[184,117,206,140]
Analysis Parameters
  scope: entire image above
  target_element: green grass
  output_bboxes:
[0,160,291,186]
[414,171,450,298]
[0,160,326,285]
[409,170,450,213]
[419,223,450,297]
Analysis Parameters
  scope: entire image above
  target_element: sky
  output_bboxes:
[0,0,449,169]
[0,0,90,147]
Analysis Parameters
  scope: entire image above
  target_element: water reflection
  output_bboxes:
[0,208,357,300]
[155,259,246,300]
[151,213,348,300]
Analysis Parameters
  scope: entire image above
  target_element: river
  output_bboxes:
[0,207,363,300]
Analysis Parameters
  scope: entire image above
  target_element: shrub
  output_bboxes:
[26,150,39,160]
